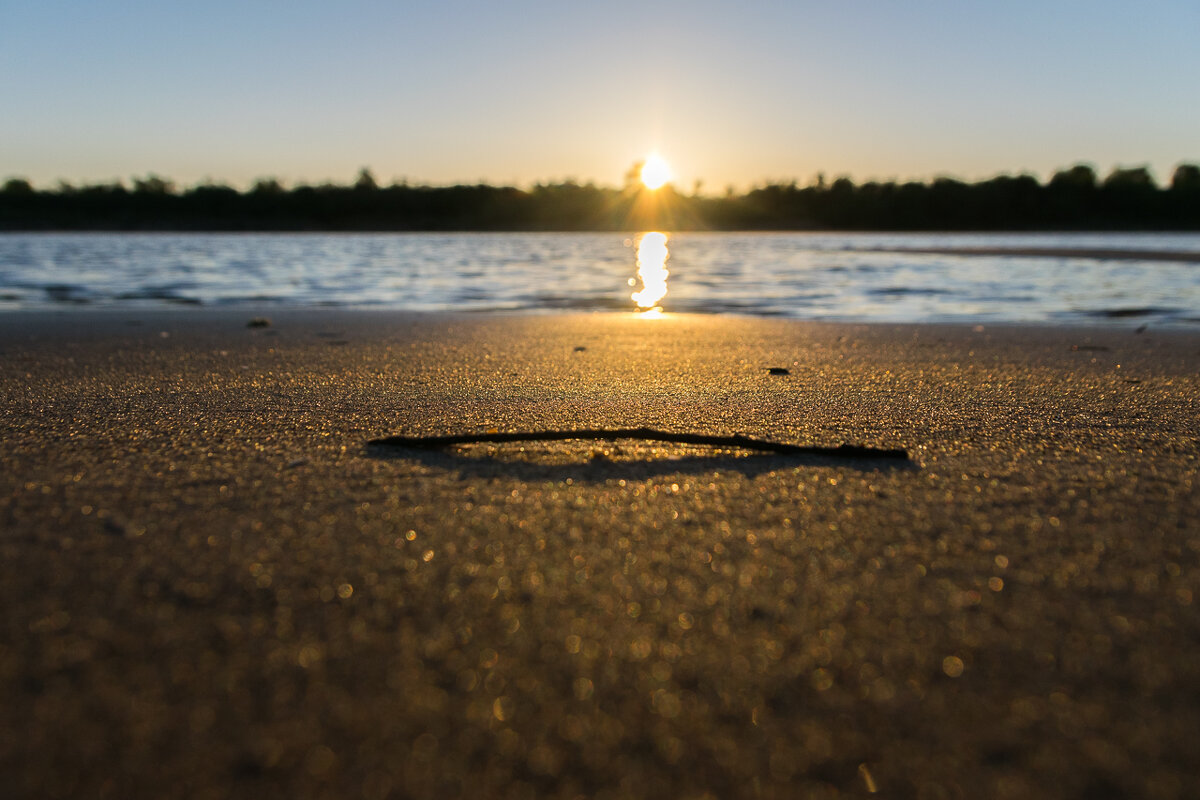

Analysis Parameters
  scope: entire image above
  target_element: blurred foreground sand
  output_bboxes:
[2,310,1198,799]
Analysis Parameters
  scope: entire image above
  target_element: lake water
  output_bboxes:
[1,231,1198,325]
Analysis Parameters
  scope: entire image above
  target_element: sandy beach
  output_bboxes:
[2,309,1199,799]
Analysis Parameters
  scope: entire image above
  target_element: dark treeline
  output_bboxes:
[2,164,1199,231]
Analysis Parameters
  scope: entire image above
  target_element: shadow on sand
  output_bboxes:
[366,443,917,484]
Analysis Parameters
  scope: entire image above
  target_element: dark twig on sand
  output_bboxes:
[369,428,909,460]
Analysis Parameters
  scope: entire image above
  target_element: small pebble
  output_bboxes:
[767,367,790,375]
[247,317,272,329]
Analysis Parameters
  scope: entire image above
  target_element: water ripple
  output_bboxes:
[1,231,1198,325]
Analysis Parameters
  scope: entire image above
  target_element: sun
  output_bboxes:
[640,153,672,190]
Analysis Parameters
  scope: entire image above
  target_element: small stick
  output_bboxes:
[369,427,908,460]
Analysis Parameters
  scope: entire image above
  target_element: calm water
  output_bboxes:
[1,232,1199,325]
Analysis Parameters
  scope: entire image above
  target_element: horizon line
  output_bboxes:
[6,159,1199,196]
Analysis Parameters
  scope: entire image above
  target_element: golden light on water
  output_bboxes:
[640,154,672,190]
[631,231,669,311]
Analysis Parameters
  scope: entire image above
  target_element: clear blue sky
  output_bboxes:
[2,0,1197,191]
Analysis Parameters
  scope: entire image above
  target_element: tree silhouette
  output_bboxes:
[2,163,1198,231]
[2,177,33,194]
[133,174,176,194]
[1050,164,1098,189]
[1171,164,1200,190]
[1104,166,1155,188]
[354,168,378,191]
[252,178,285,195]
[623,160,645,190]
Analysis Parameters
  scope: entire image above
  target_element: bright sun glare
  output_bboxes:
[640,154,671,190]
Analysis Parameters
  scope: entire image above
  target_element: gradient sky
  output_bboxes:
[3,0,1198,191]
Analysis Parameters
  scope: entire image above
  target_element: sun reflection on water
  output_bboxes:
[631,232,669,312]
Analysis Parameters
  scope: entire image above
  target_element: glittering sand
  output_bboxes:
[2,310,1199,799]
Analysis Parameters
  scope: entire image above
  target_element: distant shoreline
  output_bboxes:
[4,165,1199,231]
[858,246,1200,263]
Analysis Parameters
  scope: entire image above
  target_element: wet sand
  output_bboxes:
[2,309,1199,799]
